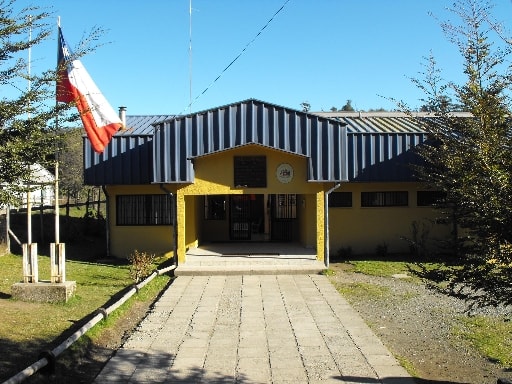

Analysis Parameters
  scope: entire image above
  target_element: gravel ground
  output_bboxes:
[327,262,512,384]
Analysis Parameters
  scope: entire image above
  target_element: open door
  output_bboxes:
[269,194,297,241]
[229,195,265,240]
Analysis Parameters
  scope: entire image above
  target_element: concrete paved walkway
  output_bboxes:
[94,274,415,383]
[176,243,325,276]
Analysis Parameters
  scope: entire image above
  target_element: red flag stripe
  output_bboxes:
[57,27,122,153]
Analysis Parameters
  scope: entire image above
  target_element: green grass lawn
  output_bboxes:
[0,252,171,380]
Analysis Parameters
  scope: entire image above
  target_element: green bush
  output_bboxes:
[128,250,156,283]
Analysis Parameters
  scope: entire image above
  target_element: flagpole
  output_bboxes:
[189,0,192,113]
[51,17,65,283]
[55,17,60,246]
[27,14,32,246]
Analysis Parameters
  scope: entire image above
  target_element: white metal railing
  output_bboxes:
[2,264,176,384]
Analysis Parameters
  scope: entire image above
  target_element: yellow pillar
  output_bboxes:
[176,191,187,264]
[316,191,325,262]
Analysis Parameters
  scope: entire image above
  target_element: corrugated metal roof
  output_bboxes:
[84,114,176,185]
[347,132,428,181]
[84,101,449,186]
[313,111,472,133]
[152,99,348,183]
[118,115,176,135]
[84,135,154,185]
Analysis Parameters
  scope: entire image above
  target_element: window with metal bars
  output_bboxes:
[361,191,408,207]
[328,192,352,208]
[417,191,446,206]
[204,195,226,220]
[116,194,173,225]
[234,156,267,188]
[274,194,297,219]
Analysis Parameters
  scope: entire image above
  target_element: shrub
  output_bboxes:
[128,250,156,283]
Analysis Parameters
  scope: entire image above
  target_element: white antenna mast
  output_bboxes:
[189,0,193,114]
[27,15,32,118]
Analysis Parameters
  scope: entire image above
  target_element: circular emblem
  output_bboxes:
[276,163,294,183]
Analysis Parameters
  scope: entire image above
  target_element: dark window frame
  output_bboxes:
[204,195,226,220]
[116,194,174,226]
[329,192,353,208]
[361,191,408,207]
[234,156,267,188]
[417,191,446,206]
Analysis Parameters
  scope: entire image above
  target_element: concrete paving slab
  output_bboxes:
[175,243,326,276]
[94,274,415,384]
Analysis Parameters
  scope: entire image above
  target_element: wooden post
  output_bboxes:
[22,189,39,283]
[22,243,38,283]
[6,206,10,254]
[50,242,66,283]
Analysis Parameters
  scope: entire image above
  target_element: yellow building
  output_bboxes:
[84,100,449,264]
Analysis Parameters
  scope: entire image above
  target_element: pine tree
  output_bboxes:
[413,0,512,308]
[0,1,60,205]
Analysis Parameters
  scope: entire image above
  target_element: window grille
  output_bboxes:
[417,191,446,206]
[234,156,266,188]
[204,195,226,220]
[329,192,352,207]
[117,194,173,225]
[361,191,408,207]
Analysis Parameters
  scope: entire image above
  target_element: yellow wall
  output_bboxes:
[182,145,324,195]
[173,145,324,263]
[328,182,450,255]
[298,193,318,249]
[316,191,325,262]
[105,145,325,262]
[105,146,448,262]
[185,195,198,249]
[106,184,176,259]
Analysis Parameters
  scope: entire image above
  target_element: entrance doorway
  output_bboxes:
[229,194,265,240]
[228,194,297,242]
[269,194,297,241]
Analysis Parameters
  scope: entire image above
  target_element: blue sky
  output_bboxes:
[17,0,512,115]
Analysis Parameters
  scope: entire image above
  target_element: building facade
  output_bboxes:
[84,99,449,263]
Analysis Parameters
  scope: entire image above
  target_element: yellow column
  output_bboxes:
[176,191,187,264]
[316,191,325,262]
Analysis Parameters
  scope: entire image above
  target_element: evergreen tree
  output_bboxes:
[341,99,355,111]
[0,1,60,205]
[412,0,512,308]
[0,0,104,206]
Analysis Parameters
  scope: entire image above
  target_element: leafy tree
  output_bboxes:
[59,127,85,202]
[411,0,512,308]
[300,101,310,112]
[0,1,61,205]
[341,99,355,111]
[0,0,105,206]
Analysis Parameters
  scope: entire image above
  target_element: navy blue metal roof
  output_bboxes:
[83,100,436,186]
[152,99,348,183]
[84,115,175,185]
[117,115,177,135]
[346,132,428,181]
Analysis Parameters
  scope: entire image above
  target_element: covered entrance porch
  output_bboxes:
[202,193,299,243]
[175,242,325,275]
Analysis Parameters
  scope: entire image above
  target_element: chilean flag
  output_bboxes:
[57,26,122,153]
